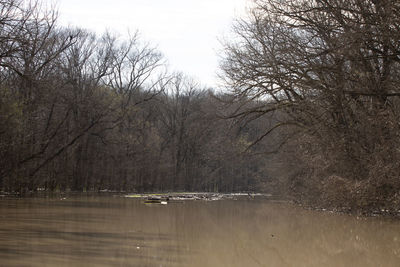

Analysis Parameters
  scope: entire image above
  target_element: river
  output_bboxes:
[0,194,399,266]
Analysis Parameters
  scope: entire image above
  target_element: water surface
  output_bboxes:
[0,195,399,266]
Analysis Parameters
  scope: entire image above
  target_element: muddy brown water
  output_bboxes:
[0,195,400,266]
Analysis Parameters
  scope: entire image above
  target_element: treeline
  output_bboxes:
[6,0,399,212]
[0,0,270,193]
[221,0,400,210]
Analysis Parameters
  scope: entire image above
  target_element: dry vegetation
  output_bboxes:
[0,0,268,194]
[221,0,400,212]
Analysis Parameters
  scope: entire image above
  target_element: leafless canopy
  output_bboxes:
[222,0,400,141]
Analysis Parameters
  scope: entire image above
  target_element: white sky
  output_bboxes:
[49,0,250,88]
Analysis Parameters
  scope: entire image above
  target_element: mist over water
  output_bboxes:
[0,195,399,266]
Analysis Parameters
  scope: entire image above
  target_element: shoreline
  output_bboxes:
[2,190,400,219]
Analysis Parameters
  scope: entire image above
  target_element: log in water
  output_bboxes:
[0,195,399,266]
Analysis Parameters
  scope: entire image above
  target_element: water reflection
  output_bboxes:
[0,196,399,266]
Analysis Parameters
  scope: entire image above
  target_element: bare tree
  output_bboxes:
[221,0,400,207]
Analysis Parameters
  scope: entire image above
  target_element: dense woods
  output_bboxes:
[1,0,400,212]
[221,0,400,210]
[0,0,269,194]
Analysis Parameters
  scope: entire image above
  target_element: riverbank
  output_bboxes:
[292,200,400,219]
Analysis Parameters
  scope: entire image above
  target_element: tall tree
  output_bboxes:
[221,0,400,205]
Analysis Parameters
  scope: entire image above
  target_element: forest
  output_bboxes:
[1,0,400,212]
[0,0,272,194]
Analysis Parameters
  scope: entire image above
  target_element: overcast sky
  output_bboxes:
[50,0,249,88]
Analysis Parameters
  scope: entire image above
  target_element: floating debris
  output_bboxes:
[125,194,143,198]
[124,192,272,204]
